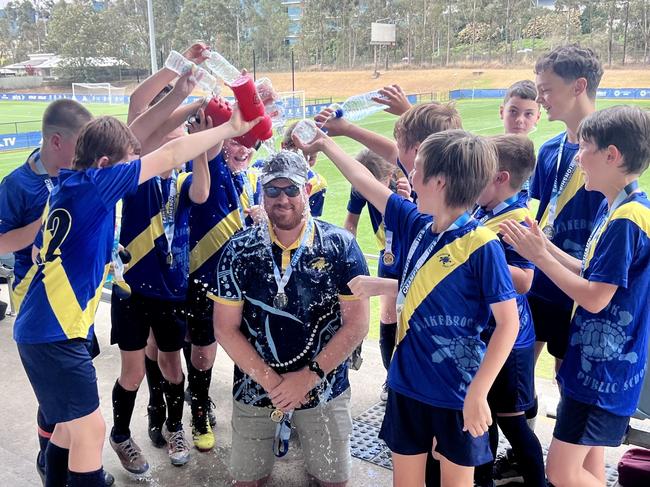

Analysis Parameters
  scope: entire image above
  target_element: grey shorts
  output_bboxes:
[230,388,353,483]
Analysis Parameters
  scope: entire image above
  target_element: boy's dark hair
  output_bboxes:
[418,129,497,209]
[282,120,299,150]
[490,134,536,190]
[394,102,462,150]
[72,116,140,170]
[503,80,538,104]
[534,44,603,99]
[149,84,173,107]
[578,106,650,175]
[42,99,92,138]
[355,148,397,182]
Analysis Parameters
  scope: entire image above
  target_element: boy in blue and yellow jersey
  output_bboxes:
[14,110,260,487]
[501,106,650,487]
[499,80,541,136]
[280,120,327,217]
[343,149,410,401]
[108,71,215,471]
[472,135,545,487]
[294,129,520,486]
[0,100,118,486]
[184,134,261,453]
[529,45,605,368]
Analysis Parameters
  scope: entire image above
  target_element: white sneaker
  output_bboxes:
[162,425,191,466]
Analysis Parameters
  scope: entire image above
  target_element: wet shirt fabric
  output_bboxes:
[14,160,141,344]
[0,149,55,307]
[558,193,650,416]
[188,154,261,284]
[119,170,193,300]
[209,219,369,409]
[384,193,517,410]
[347,188,401,275]
[530,132,605,309]
[473,191,535,349]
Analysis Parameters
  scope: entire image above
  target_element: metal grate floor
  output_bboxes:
[351,402,620,486]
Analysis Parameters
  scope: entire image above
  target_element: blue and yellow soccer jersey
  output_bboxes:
[189,154,261,283]
[474,191,535,349]
[347,188,401,275]
[0,149,55,308]
[558,192,650,417]
[307,168,327,217]
[384,194,517,409]
[14,161,141,344]
[530,132,604,309]
[119,170,193,300]
[208,220,368,409]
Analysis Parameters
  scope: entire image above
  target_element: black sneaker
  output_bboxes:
[493,449,523,485]
[147,405,167,448]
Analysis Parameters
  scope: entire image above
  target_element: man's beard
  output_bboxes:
[268,203,304,231]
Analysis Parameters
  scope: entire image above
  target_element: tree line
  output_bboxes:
[1,0,649,82]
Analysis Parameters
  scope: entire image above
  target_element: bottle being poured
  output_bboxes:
[201,49,274,149]
[164,50,220,95]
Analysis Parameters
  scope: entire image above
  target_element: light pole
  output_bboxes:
[147,0,158,74]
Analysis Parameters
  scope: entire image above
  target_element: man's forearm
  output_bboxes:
[217,326,282,392]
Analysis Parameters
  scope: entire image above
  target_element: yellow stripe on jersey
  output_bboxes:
[309,173,327,195]
[538,169,585,228]
[124,213,164,273]
[375,222,386,251]
[397,226,498,344]
[483,207,530,233]
[583,201,650,271]
[41,259,109,339]
[11,263,38,313]
[189,209,242,274]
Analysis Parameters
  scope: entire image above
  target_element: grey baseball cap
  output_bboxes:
[260,150,310,186]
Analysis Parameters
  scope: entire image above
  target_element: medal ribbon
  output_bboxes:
[269,217,314,301]
[546,134,578,230]
[273,411,293,457]
[581,180,639,272]
[156,172,178,263]
[30,150,54,193]
[384,224,394,258]
[396,212,472,322]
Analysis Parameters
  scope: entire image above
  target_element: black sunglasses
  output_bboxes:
[263,184,301,198]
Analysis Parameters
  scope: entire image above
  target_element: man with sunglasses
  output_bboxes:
[209,150,369,486]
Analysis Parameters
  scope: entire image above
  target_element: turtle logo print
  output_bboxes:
[571,310,637,373]
[431,335,482,391]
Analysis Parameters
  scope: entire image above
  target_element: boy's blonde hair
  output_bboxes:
[393,102,462,151]
[418,130,497,208]
[490,134,536,190]
[72,116,140,170]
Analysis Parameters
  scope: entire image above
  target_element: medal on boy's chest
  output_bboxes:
[273,292,289,310]
[382,252,395,266]
[270,408,285,423]
[542,225,555,239]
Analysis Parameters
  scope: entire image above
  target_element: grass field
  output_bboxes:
[2,97,650,380]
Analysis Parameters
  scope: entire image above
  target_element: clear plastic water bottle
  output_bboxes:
[194,67,220,95]
[292,119,318,145]
[331,91,386,122]
[202,50,241,85]
[164,50,193,76]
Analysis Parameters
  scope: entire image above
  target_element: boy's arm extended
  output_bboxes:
[0,219,41,253]
[343,212,360,236]
[314,108,399,164]
[464,298,519,438]
[139,109,261,185]
[500,218,617,313]
[293,133,392,214]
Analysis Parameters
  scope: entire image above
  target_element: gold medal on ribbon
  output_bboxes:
[270,408,285,423]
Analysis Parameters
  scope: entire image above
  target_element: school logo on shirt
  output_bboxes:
[571,310,637,373]
[308,257,330,272]
[438,253,454,267]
